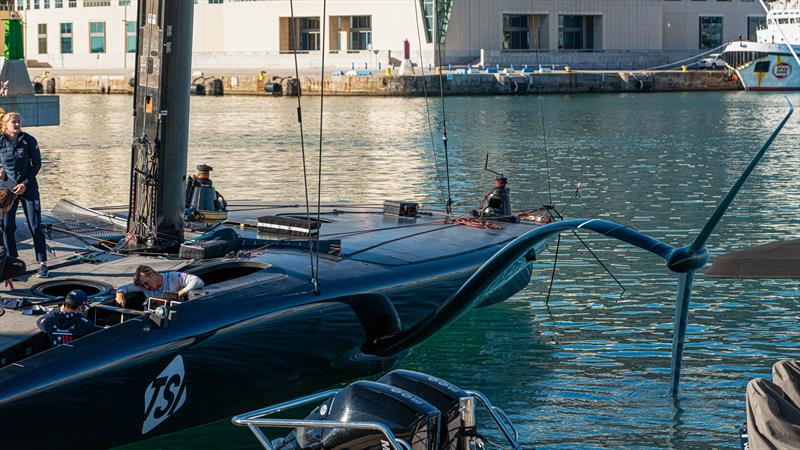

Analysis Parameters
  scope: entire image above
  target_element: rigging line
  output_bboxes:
[313,0,328,294]
[544,233,561,332]
[530,0,553,207]
[569,230,625,295]
[435,0,453,214]
[288,0,317,290]
[413,0,446,205]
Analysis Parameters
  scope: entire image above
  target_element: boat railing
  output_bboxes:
[232,388,524,450]
[231,389,412,450]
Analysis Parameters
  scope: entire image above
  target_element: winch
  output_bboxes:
[184,164,228,221]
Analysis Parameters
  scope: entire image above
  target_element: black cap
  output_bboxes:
[64,289,89,308]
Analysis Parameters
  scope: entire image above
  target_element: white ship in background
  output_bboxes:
[723,0,800,91]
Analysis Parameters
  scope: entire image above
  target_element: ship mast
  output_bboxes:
[124,0,194,251]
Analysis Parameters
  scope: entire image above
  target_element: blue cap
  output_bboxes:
[64,289,89,308]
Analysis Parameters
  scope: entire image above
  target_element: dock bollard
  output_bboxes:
[436,66,441,75]
[386,67,392,76]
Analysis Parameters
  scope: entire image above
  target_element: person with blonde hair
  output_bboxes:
[0,112,48,277]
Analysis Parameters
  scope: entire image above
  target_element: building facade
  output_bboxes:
[10,0,766,71]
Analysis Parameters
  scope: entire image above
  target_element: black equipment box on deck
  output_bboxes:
[383,200,418,217]
[257,215,321,237]
[179,227,240,260]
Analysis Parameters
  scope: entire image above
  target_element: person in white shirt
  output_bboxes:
[115,264,204,307]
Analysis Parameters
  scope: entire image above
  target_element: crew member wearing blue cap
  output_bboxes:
[0,112,48,278]
[36,290,95,347]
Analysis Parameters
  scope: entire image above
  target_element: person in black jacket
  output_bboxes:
[0,112,48,278]
[36,289,95,347]
[0,187,25,288]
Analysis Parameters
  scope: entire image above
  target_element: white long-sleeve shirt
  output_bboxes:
[116,271,205,299]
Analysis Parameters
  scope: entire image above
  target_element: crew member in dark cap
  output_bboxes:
[36,289,95,347]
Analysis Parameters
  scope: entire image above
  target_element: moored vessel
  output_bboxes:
[722,0,800,90]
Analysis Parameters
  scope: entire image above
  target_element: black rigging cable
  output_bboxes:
[288,0,318,292]
[313,0,328,295]
[530,4,553,206]
[412,0,446,205]
[435,0,453,214]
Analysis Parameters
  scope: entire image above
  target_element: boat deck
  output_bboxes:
[0,200,540,364]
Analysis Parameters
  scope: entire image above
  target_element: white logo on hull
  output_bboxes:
[142,355,188,434]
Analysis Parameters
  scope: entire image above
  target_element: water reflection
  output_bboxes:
[34,93,800,449]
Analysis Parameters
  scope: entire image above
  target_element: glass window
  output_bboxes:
[503,14,530,50]
[299,17,320,51]
[421,0,434,43]
[37,24,47,54]
[119,0,131,5]
[89,21,106,53]
[60,22,72,54]
[699,16,723,49]
[748,16,766,41]
[349,15,372,50]
[208,0,223,3]
[126,21,136,53]
[44,0,49,8]
[69,0,76,6]
[33,0,39,8]
[559,15,595,50]
[55,0,62,7]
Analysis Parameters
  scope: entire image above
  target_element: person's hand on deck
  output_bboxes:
[12,183,25,196]
[115,291,126,307]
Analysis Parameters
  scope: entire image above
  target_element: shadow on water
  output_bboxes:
[35,92,800,449]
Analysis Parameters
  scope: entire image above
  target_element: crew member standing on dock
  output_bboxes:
[0,112,48,278]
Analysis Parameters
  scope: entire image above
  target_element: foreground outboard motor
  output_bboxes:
[274,380,441,450]
[378,370,473,450]
[234,370,523,450]
[185,164,228,221]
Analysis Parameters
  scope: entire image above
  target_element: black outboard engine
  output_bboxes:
[274,380,441,450]
[378,370,473,450]
[184,164,228,221]
[235,370,523,450]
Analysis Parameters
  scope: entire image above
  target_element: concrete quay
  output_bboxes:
[32,69,740,96]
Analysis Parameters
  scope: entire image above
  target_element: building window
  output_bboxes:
[89,21,106,53]
[748,16,766,41]
[208,0,223,3]
[699,16,723,49]
[55,0,62,7]
[60,22,72,54]
[37,24,47,54]
[84,0,111,6]
[119,0,130,5]
[44,0,49,8]
[559,15,596,50]
[33,0,38,8]
[69,0,76,6]
[349,15,372,50]
[421,0,434,43]
[503,14,530,50]
[299,17,320,51]
[126,20,136,52]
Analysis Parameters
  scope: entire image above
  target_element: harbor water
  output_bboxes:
[29,92,800,449]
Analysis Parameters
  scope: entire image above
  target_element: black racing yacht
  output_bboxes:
[0,3,556,449]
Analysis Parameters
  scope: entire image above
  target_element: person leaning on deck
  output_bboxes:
[0,111,48,278]
[115,264,205,307]
[36,289,94,347]
[745,359,800,449]
[0,187,26,289]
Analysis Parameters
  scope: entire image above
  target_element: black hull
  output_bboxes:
[0,203,550,449]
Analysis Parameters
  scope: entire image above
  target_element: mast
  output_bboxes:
[125,0,194,250]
